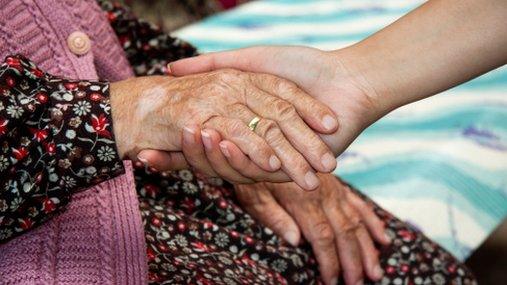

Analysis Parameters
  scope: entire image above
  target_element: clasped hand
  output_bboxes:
[110,69,338,190]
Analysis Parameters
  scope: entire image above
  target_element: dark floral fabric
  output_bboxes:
[0,1,477,284]
[97,0,197,77]
[135,166,477,285]
[0,55,124,242]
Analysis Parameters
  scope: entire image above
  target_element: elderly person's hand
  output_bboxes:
[146,47,371,187]
[167,46,378,158]
[161,125,389,284]
[235,174,391,285]
[110,69,338,190]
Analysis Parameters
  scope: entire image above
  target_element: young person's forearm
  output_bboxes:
[337,0,507,112]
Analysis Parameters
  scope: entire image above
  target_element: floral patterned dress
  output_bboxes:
[0,1,477,284]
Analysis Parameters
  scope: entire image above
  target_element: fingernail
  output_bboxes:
[283,231,299,247]
[166,63,172,74]
[330,277,338,285]
[355,280,364,285]
[134,161,144,168]
[183,127,195,144]
[269,155,281,170]
[137,156,155,171]
[219,142,230,157]
[201,130,212,149]
[137,156,149,167]
[321,153,336,171]
[304,171,320,190]
[322,115,338,130]
[373,265,384,279]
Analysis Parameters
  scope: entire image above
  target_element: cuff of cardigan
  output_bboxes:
[45,78,126,191]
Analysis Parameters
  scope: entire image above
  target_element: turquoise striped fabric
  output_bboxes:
[174,0,507,260]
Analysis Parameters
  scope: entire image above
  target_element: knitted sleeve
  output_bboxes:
[97,0,198,77]
[0,55,125,242]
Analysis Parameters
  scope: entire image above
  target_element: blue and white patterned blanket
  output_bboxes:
[174,0,507,260]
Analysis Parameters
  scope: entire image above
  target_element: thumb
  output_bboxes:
[137,149,189,171]
[168,46,283,76]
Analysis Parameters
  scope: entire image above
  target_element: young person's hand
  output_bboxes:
[168,45,381,157]
[142,0,506,189]
[168,0,507,159]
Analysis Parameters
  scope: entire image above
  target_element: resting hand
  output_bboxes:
[165,123,390,283]
[235,174,391,285]
[110,70,338,190]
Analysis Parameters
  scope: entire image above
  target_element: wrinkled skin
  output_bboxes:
[138,46,381,186]
[168,46,384,158]
[110,69,339,190]
[153,122,388,285]
[235,174,390,285]
[137,46,390,284]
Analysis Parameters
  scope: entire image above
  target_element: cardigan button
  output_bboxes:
[67,31,91,55]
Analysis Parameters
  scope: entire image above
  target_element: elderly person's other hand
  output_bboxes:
[235,174,391,285]
[166,121,390,283]
[110,69,338,190]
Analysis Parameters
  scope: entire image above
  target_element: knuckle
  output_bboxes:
[258,119,280,139]
[313,221,335,244]
[291,157,311,173]
[273,76,297,92]
[337,220,360,237]
[202,114,221,128]
[274,100,297,119]
[306,138,329,156]
[207,81,228,94]
[213,69,240,83]
[228,118,248,137]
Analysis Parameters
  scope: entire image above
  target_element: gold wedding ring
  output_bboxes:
[248,116,261,132]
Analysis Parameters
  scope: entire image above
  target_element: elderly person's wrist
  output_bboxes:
[110,75,177,160]
[110,78,145,159]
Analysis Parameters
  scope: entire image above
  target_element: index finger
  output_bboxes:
[285,201,340,285]
[168,47,274,76]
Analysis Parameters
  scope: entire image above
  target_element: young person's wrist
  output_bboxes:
[328,46,397,122]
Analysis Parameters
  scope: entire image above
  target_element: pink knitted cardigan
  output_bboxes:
[0,1,147,284]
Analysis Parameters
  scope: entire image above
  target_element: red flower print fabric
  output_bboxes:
[135,167,477,285]
[0,55,124,242]
[0,2,478,284]
[98,0,198,77]
[100,2,477,284]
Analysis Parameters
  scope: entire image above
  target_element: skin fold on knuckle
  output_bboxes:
[225,118,250,139]
[274,99,298,121]
[337,220,360,239]
[272,76,298,95]
[212,69,241,82]
[281,155,311,178]
[311,220,335,246]
[257,119,280,140]
[310,100,331,117]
